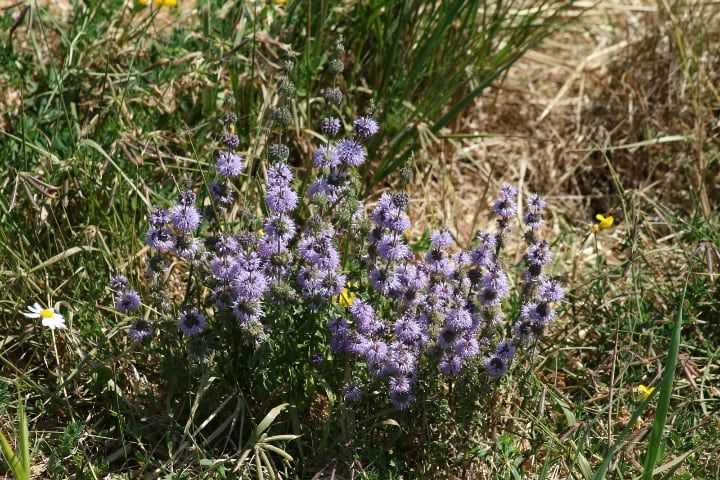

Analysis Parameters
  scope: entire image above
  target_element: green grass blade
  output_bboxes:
[17,392,30,479]
[0,429,24,480]
[641,279,686,478]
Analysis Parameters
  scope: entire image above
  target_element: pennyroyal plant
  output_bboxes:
[108,41,563,469]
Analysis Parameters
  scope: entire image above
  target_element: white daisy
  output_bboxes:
[22,302,66,330]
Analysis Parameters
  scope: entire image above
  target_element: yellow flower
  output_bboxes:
[333,281,359,307]
[138,0,177,7]
[638,384,655,400]
[272,0,288,4]
[595,213,614,230]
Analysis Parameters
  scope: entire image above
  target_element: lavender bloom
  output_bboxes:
[369,267,401,295]
[353,116,379,139]
[485,354,509,376]
[539,279,565,302]
[265,185,298,213]
[390,391,415,410]
[268,143,290,163]
[445,307,473,331]
[169,204,201,232]
[232,298,264,324]
[171,235,200,259]
[331,139,366,167]
[492,183,518,219]
[110,274,129,290]
[439,353,463,375]
[430,229,453,248]
[349,300,385,335]
[115,290,141,313]
[146,227,176,251]
[321,117,342,137]
[520,301,555,323]
[267,163,294,187]
[363,339,388,365]
[298,233,340,270]
[377,234,411,261]
[524,193,546,230]
[177,190,197,206]
[209,179,234,204]
[478,264,510,306]
[382,342,417,376]
[309,352,325,366]
[178,310,207,337]
[495,341,516,359]
[388,375,412,394]
[262,214,297,243]
[128,318,153,341]
[394,315,423,343]
[454,334,480,359]
[233,270,269,299]
[221,132,240,149]
[148,207,169,227]
[215,235,241,255]
[313,146,338,169]
[343,383,362,402]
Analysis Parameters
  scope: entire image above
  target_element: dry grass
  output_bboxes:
[413,0,720,245]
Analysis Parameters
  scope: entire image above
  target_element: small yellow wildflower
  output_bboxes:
[333,281,359,307]
[138,0,177,7]
[638,384,655,400]
[596,213,614,229]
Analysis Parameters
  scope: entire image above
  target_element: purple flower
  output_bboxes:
[267,163,294,187]
[445,307,473,331]
[313,146,337,168]
[309,352,325,366]
[177,190,197,206]
[363,339,388,365]
[331,139,366,167]
[169,204,201,232]
[520,301,555,323]
[115,290,141,312]
[232,298,264,323]
[526,240,552,267]
[171,235,200,259]
[377,234,411,261]
[146,227,176,250]
[369,267,400,295]
[216,151,244,177]
[538,279,564,302]
[128,318,153,341]
[394,315,423,343]
[233,270,268,299]
[390,391,415,410]
[454,335,480,359]
[353,116,379,139]
[321,116,342,137]
[148,207,169,227]
[262,214,297,243]
[215,235,241,255]
[343,382,362,402]
[430,229,453,248]
[493,183,518,219]
[388,375,412,394]
[211,255,236,280]
[221,133,240,149]
[524,193,546,230]
[495,340,516,359]
[265,185,298,213]
[178,310,207,337]
[439,353,463,375]
[485,354,509,376]
[110,274,129,290]
[209,179,234,204]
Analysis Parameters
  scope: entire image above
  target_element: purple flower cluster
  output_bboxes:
[110,275,154,341]
[327,184,562,408]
